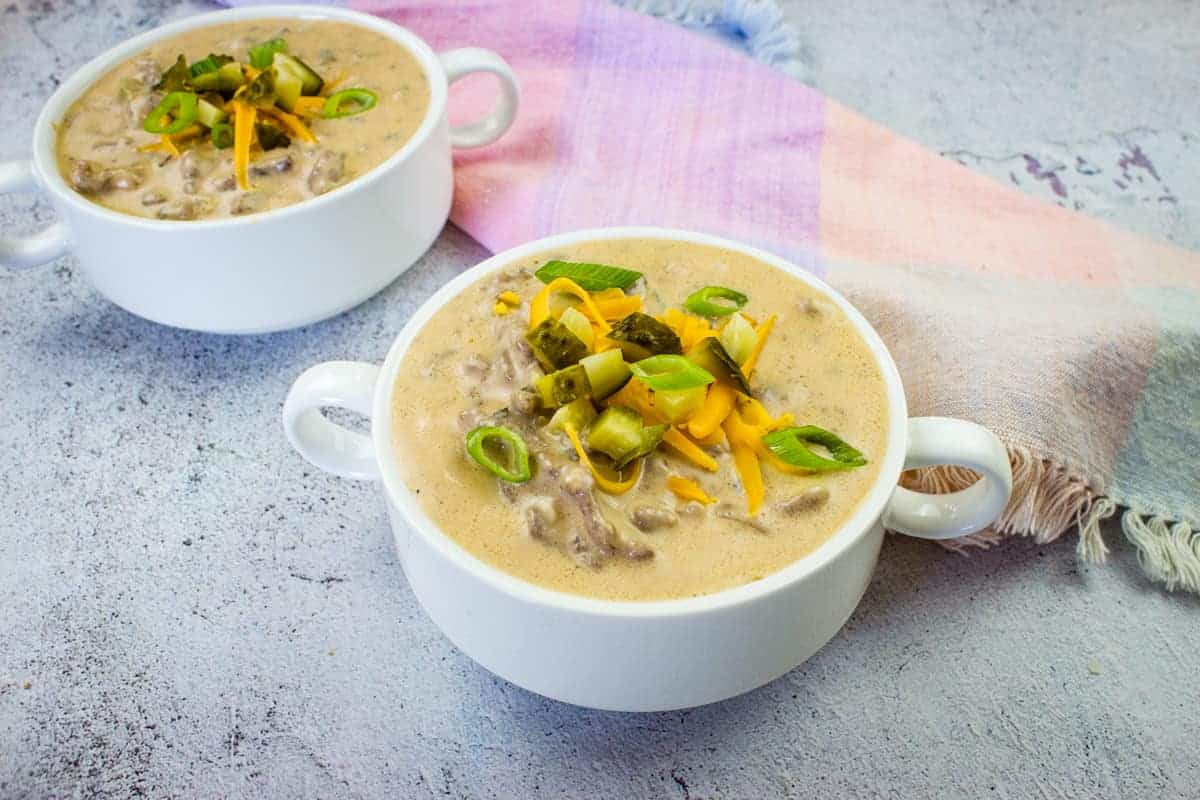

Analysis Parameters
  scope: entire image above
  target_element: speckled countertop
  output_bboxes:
[1,1,1197,797]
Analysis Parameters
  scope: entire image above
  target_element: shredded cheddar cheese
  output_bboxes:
[605,379,666,424]
[259,106,317,143]
[686,383,736,440]
[137,134,180,157]
[232,101,256,191]
[592,335,621,352]
[592,293,643,320]
[723,408,764,515]
[741,314,776,378]
[682,316,716,350]
[739,396,792,430]
[529,278,612,333]
[660,308,717,350]
[493,290,521,316]
[291,96,327,118]
[691,427,726,447]
[662,427,718,472]
[667,476,717,505]
[136,124,204,157]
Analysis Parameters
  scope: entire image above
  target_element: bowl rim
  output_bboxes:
[30,4,447,229]
[372,227,910,618]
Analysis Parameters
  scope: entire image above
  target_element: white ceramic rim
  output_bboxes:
[372,227,910,619]
[30,4,447,229]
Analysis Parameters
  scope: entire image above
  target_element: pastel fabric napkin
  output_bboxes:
[232,0,1200,591]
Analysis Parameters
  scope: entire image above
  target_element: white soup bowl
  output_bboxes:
[282,227,1013,711]
[0,4,519,333]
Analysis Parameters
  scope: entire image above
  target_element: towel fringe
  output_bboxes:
[1122,511,1200,594]
[1077,497,1117,563]
[899,448,1195,594]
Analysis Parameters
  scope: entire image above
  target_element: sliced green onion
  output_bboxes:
[534,260,643,291]
[630,355,714,392]
[761,426,867,472]
[322,88,378,118]
[210,122,234,149]
[248,38,287,69]
[684,286,748,317]
[465,426,533,483]
[143,91,199,135]
[189,53,232,77]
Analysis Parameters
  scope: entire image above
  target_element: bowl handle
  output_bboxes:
[883,417,1013,540]
[439,47,520,149]
[1,160,69,270]
[283,361,382,481]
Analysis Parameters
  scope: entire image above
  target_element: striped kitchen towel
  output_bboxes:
[231,0,1200,591]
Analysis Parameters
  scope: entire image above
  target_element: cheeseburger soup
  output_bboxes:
[391,239,889,602]
[55,19,430,220]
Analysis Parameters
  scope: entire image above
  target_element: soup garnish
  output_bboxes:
[464,426,534,484]
[460,266,867,523]
[533,260,644,291]
[57,19,429,220]
[683,285,749,317]
[131,38,376,190]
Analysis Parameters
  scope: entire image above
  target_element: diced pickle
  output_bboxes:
[525,318,589,372]
[558,307,594,348]
[719,312,756,365]
[607,312,682,361]
[189,53,233,78]
[584,407,642,461]
[579,349,631,399]
[534,365,592,408]
[273,65,303,111]
[154,55,192,92]
[585,406,668,469]
[273,52,325,96]
[653,385,708,423]
[686,337,751,395]
[191,62,246,94]
[254,121,291,151]
[547,398,598,433]
[619,428,670,470]
[243,68,278,107]
[195,97,227,128]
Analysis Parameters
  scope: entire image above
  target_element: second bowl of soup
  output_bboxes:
[1,4,519,333]
[283,227,1013,710]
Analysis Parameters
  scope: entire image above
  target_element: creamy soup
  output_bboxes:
[56,19,430,220]
[390,240,890,602]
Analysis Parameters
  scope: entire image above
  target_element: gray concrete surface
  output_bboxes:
[1,1,1197,797]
